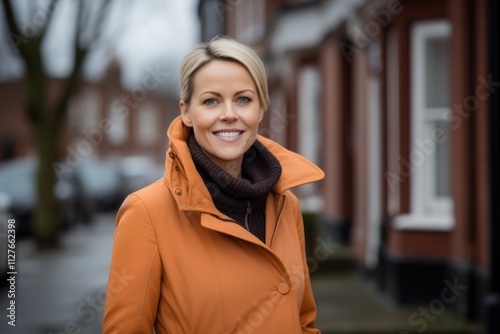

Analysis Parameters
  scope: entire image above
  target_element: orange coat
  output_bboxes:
[103,116,325,333]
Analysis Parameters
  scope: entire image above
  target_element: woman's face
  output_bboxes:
[180,60,264,176]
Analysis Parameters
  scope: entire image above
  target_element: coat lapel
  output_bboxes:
[199,213,267,247]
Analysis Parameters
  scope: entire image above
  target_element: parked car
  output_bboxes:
[119,156,164,197]
[76,159,124,212]
[0,157,93,236]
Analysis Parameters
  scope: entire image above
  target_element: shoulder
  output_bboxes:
[117,178,173,221]
[133,178,169,203]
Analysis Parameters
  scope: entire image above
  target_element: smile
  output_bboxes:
[214,131,243,138]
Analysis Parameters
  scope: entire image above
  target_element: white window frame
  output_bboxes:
[394,19,454,231]
[297,65,323,212]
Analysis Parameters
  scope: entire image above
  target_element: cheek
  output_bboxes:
[190,111,213,130]
[247,108,264,125]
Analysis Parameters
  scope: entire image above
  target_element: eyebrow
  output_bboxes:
[199,89,256,97]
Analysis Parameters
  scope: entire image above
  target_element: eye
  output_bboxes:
[236,96,251,104]
[203,98,218,105]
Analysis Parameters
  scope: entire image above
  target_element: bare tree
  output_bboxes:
[0,0,114,248]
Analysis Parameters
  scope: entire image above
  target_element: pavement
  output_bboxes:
[0,213,484,334]
[312,265,483,334]
[0,214,114,334]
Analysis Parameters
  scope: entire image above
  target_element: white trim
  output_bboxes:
[394,19,454,231]
[366,77,382,268]
[268,0,366,54]
[297,66,323,212]
[393,214,454,231]
[298,66,321,166]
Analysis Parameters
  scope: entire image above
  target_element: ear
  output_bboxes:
[257,107,264,123]
[179,100,193,127]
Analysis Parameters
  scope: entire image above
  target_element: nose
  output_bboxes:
[220,102,238,122]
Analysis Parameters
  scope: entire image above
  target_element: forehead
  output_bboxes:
[192,60,256,90]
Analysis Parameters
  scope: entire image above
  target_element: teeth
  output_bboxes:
[215,131,242,137]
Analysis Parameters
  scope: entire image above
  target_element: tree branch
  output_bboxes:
[52,45,86,132]
[53,0,114,132]
[88,0,113,47]
[0,0,48,125]
[38,0,59,42]
[1,0,21,35]
[72,0,85,47]
[1,0,28,57]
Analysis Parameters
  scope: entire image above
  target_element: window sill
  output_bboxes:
[393,213,454,231]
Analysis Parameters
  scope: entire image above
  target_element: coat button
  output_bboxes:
[169,152,176,159]
[277,282,290,295]
[175,188,182,196]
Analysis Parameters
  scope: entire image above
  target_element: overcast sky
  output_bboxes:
[0,0,199,93]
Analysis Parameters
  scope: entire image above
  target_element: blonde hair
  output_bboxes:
[179,36,270,110]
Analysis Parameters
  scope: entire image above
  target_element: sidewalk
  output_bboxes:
[312,248,483,334]
[0,215,483,334]
[0,214,115,334]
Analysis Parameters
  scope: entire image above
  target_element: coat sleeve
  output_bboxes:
[103,194,162,333]
[292,195,322,334]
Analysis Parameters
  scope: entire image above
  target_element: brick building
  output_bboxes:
[198,0,500,330]
[0,59,179,165]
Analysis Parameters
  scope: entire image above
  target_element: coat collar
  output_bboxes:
[163,116,324,215]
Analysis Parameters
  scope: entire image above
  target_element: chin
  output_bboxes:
[215,152,245,161]
[208,146,244,160]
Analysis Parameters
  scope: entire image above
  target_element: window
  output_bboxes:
[107,101,127,147]
[394,19,453,230]
[81,89,100,129]
[297,65,323,211]
[237,0,265,43]
[136,103,158,147]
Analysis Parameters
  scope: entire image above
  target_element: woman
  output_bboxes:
[103,36,324,333]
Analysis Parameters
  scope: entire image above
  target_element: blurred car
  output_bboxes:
[0,192,11,278]
[56,166,95,225]
[119,156,164,197]
[0,157,93,236]
[76,159,124,212]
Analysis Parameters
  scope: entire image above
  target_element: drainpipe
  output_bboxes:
[486,0,500,332]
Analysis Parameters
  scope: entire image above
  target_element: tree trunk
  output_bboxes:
[34,120,61,248]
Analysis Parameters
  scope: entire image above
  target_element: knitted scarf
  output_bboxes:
[188,133,282,243]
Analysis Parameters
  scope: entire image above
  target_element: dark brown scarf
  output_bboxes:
[187,133,282,243]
